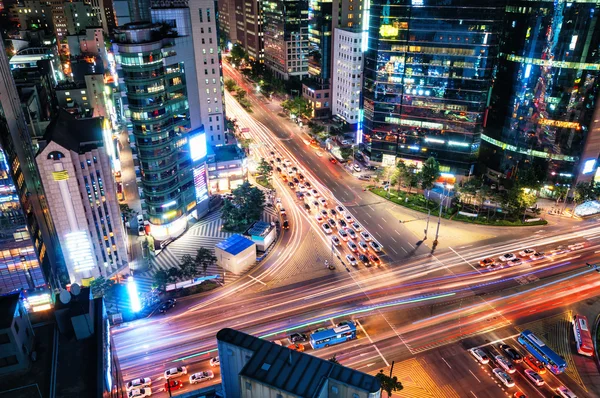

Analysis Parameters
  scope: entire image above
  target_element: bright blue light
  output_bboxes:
[127,276,141,313]
[524,64,532,79]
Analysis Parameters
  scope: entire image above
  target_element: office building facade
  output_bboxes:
[331,28,362,126]
[233,0,263,61]
[64,1,98,35]
[217,0,236,45]
[482,0,600,185]
[263,0,309,81]
[362,1,504,176]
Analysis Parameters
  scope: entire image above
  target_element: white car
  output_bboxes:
[128,388,152,398]
[335,205,345,215]
[311,189,319,197]
[164,366,187,379]
[498,253,516,262]
[529,252,545,260]
[322,223,332,234]
[492,368,515,388]
[320,209,329,218]
[338,229,349,241]
[352,222,362,232]
[345,254,357,266]
[494,355,515,374]
[360,231,372,241]
[353,164,361,172]
[280,208,286,216]
[189,371,214,384]
[126,378,152,392]
[518,248,535,257]
[210,356,220,367]
[331,236,341,246]
[568,243,585,251]
[344,214,353,223]
[556,386,577,398]
[347,241,358,252]
[346,228,357,239]
[319,197,327,206]
[287,169,295,176]
[298,183,306,190]
[358,240,369,252]
[315,214,324,223]
[469,348,489,364]
[524,369,544,386]
[369,241,382,253]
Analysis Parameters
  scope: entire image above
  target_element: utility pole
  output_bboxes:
[433,185,446,246]
[424,209,430,241]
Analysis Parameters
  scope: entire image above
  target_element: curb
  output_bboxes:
[593,313,600,371]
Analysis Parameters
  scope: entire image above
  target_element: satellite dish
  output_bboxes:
[71,283,81,296]
[59,289,71,304]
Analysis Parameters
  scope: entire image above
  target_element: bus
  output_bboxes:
[573,314,594,357]
[310,322,357,349]
[518,330,567,374]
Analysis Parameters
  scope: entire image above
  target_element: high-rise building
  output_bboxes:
[217,0,236,45]
[115,22,209,240]
[15,0,54,34]
[49,0,68,40]
[263,0,309,81]
[482,1,600,185]
[0,39,63,289]
[331,27,362,128]
[362,1,505,177]
[233,0,263,62]
[126,0,150,22]
[64,1,99,35]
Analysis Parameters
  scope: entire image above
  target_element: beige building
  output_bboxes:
[217,328,381,398]
[215,234,256,275]
[36,111,128,285]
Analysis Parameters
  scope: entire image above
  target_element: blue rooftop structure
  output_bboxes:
[216,234,255,255]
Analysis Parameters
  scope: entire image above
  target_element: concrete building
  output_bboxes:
[234,0,263,62]
[66,27,107,63]
[112,0,131,26]
[9,47,62,85]
[0,293,34,376]
[217,0,236,45]
[331,28,362,131]
[54,81,92,116]
[206,144,247,193]
[36,111,128,285]
[262,0,309,81]
[64,1,98,35]
[15,0,53,34]
[247,221,275,251]
[49,0,68,40]
[215,234,256,274]
[217,328,381,398]
[88,0,117,34]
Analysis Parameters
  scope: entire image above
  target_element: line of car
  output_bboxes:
[469,343,577,397]
[478,243,585,271]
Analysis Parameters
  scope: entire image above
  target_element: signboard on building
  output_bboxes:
[193,164,208,203]
[382,154,397,167]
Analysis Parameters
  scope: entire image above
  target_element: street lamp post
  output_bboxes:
[433,185,447,246]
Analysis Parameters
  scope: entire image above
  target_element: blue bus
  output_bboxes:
[517,330,566,374]
[310,322,357,349]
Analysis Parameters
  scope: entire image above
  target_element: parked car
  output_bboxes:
[164,380,184,391]
[128,388,151,398]
[469,348,489,364]
[493,368,515,388]
[189,371,214,385]
[164,366,187,379]
[126,378,152,392]
[289,333,308,343]
[159,299,176,314]
[210,356,220,367]
[524,369,544,386]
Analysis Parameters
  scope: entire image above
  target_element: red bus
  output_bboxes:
[573,314,594,357]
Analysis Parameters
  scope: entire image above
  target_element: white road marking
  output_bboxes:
[356,320,390,367]
[248,275,266,286]
[391,247,399,255]
[449,247,482,274]
[391,237,397,243]
[470,391,478,398]
[407,242,415,249]
[469,370,481,383]
[401,247,408,253]
[377,223,383,229]
[442,357,452,368]
[368,205,375,211]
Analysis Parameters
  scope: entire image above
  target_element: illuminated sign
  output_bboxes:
[582,159,596,175]
[65,231,95,273]
[381,154,396,167]
[52,170,69,181]
[480,134,577,162]
[193,164,209,203]
[189,133,207,161]
[503,54,600,71]
[379,25,399,38]
[538,119,581,129]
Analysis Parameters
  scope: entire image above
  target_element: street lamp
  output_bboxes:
[433,184,448,246]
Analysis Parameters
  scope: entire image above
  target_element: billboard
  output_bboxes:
[189,133,207,162]
[193,164,208,203]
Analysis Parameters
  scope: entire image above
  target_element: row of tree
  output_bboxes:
[281,97,312,120]
[388,157,441,193]
[221,181,266,232]
[153,248,217,291]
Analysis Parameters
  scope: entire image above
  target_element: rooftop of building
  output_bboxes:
[212,144,245,162]
[215,234,255,255]
[43,110,104,153]
[0,293,20,329]
[216,328,381,396]
[55,81,87,90]
[247,221,272,237]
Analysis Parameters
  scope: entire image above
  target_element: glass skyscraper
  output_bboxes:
[482,1,600,184]
[362,0,505,176]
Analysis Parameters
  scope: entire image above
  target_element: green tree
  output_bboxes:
[552,185,568,203]
[179,254,198,280]
[419,157,440,190]
[89,277,116,299]
[328,355,340,364]
[281,97,312,119]
[401,164,419,194]
[340,147,353,161]
[235,87,247,99]
[229,44,247,65]
[195,247,217,275]
[574,182,595,204]
[221,181,266,231]
[375,370,403,397]
[153,269,179,292]
[224,78,237,92]
[257,157,273,178]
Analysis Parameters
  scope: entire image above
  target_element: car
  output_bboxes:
[293,178,300,184]
[495,355,516,373]
[288,343,305,352]
[568,243,585,251]
[329,209,338,218]
[276,157,281,163]
[469,348,489,364]
[346,228,357,239]
[311,189,319,197]
[280,208,286,215]
[138,225,145,236]
[519,248,536,256]
[126,378,152,392]
[369,254,380,265]
[335,205,345,215]
[523,355,546,374]
[283,220,290,229]
[273,339,283,346]
[331,236,341,246]
[346,254,357,266]
[499,344,522,362]
[338,218,347,228]
[347,241,358,252]
[513,393,527,398]
[328,218,337,228]
[304,181,311,188]
[298,183,306,190]
[369,241,382,253]
[353,164,361,172]
[164,366,187,379]
[358,240,369,252]
[210,356,220,367]
[159,299,176,313]
[493,368,515,388]
[329,157,337,164]
[479,258,495,267]
[322,223,332,234]
[352,222,362,231]
[312,327,327,334]
[556,386,577,398]
[529,251,545,260]
[289,333,308,343]
[128,388,152,398]
[524,369,544,386]
[312,200,320,208]
[508,258,522,266]
[276,166,282,172]
[315,214,324,223]
[320,209,329,218]
[270,151,276,156]
[337,320,354,327]
[288,181,295,189]
[360,231,372,241]
[359,254,370,266]
[498,253,517,262]
[298,174,305,180]
[164,380,184,391]
[304,204,311,211]
[189,371,214,385]
[291,166,298,172]
[319,197,327,206]
[344,214,353,223]
[338,229,349,241]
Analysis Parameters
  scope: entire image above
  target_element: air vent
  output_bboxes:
[261,363,271,371]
